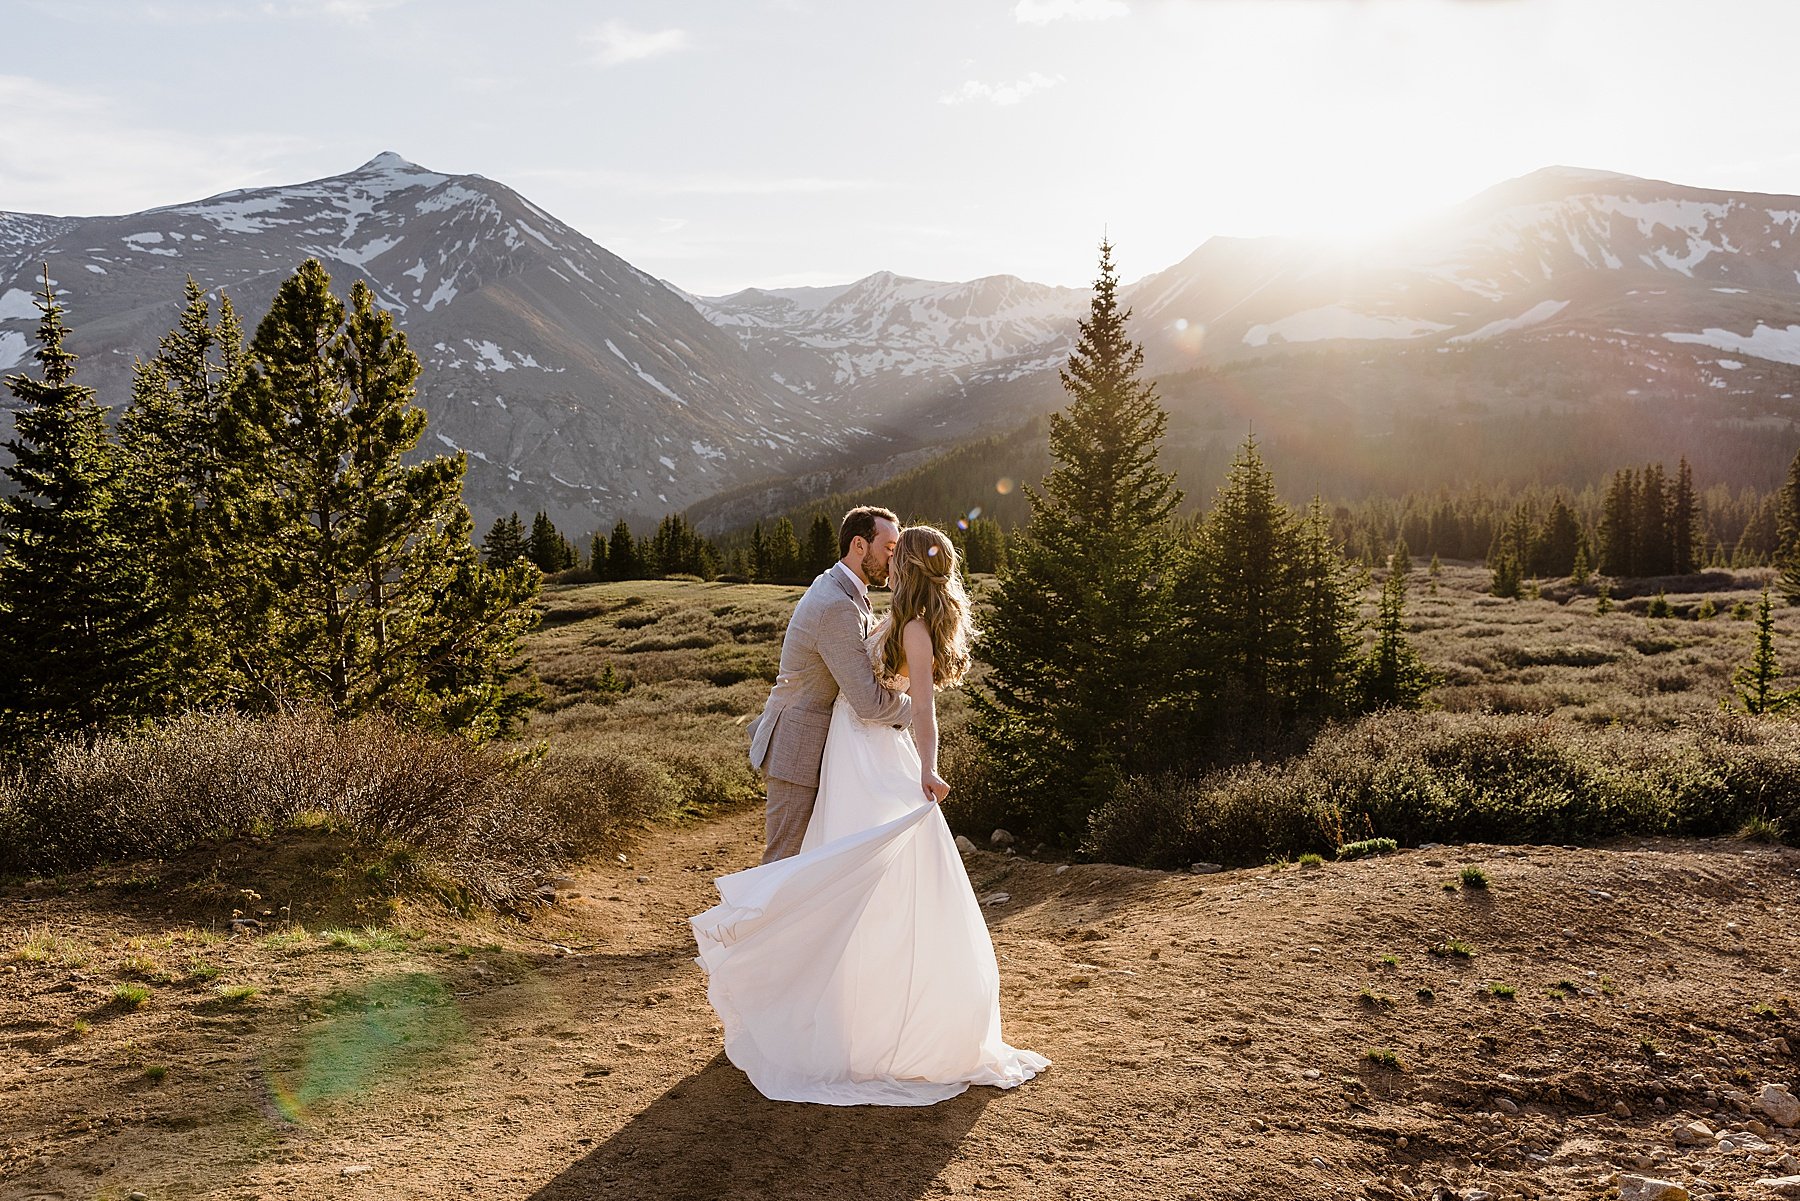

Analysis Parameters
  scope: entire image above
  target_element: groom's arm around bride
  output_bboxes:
[747,507,910,864]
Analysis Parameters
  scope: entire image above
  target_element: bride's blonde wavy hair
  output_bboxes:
[878,525,974,689]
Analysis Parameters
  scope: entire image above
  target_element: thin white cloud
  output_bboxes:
[510,167,876,197]
[1013,0,1128,24]
[939,72,1065,106]
[583,20,690,67]
[31,0,407,23]
[0,75,314,216]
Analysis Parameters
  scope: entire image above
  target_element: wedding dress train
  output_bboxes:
[691,668,1049,1106]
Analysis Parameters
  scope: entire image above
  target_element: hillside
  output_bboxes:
[0,153,853,533]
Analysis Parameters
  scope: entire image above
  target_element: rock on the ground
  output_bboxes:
[1494,1097,1519,1115]
[954,834,977,855]
[1619,1175,1689,1201]
[980,892,1011,906]
[1673,1119,1715,1146]
[1754,1177,1800,1198]
[990,828,1015,846]
[1761,1084,1800,1128]
[1188,862,1223,874]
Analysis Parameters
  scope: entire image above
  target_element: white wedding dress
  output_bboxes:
[691,627,1049,1106]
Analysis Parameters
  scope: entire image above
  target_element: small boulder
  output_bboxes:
[980,892,1011,906]
[954,835,977,855]
[1753,1178,1800,1199]
[990,828,1015,847]
[1672,1119,1715,1146]
[1761,1084,1800,1128]
[1188,862,1224,875]
[1494,1097,1519,1115]
[1619,1175,1689,1201]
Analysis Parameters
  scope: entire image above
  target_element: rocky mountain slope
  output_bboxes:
[7,159,1800,536]
[0,154,852,535]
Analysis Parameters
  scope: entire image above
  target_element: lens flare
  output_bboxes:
[995,478,1014,495]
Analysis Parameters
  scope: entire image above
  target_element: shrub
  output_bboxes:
[1075,709,1800,869]
[1338,837,1399,860]
[0,712,647,905]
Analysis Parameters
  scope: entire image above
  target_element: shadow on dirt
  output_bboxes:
[527,1052,992,1201]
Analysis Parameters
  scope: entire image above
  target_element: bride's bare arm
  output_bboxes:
[902,619,950,804]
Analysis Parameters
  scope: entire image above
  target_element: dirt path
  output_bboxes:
[4,805,1800,1200]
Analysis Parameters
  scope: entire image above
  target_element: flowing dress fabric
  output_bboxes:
[692,666,1049,1106]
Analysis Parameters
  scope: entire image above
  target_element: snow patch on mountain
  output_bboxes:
[1663,323,1800,366]
[0,330,28,371]
[0,288,40,321]
[1448,299,1570,343]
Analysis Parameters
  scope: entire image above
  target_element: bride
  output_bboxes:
[690,525,1049,1106]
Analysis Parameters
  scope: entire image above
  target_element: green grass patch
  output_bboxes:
[1486,981,1517,999]
[112,983,150,1009]
[1459,865,1490,889]
[1337,837,1399,861]
[1297,853,1324,869]
[1364,1048,1407,1070]
[1429,940,1476,960]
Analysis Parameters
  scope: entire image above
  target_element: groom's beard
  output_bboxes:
[862,550,890,587]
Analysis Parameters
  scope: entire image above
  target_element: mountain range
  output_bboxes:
[4,156,1799,537]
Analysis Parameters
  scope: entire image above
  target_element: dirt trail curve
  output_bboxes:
[4,803,1800,1201]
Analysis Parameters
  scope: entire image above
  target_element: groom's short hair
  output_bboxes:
[839,506,898,557]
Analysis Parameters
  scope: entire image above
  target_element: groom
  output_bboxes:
[747,506,912,863]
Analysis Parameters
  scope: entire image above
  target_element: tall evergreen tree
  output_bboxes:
[1634,462,1672,577]
[962,517,1008,575]
[213,259,534,728]
[0,268,153,741]
[765,516,802,583]
[805,512,837,578]
[748,521,769,582]
[605,520,639,580]
[1599,468,1637,577]
[1535,494,1581,578]
[1357,558,1435,711]
[588,527,609,579]
[973,240,1182,843]
[1288,498,1365,721]
[1179,434,1300,741]
[115,277,246,710]
[528,511,574,572]
[1670,457,1699,575]
[1735,588,1795,715]
[481,512,528,565]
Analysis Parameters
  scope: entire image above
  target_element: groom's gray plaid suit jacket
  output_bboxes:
[748,566,911,789]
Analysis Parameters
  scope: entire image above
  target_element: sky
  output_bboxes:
[7,0,1800,296]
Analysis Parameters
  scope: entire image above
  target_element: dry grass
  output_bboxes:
[1408,562,1785,723]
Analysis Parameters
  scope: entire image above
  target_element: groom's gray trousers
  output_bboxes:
[763,778,819,864]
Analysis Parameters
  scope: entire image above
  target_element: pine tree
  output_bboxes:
[482,512,527,565]
[1391,535,1412,576]
[1599,469,1637,577]
[766,517,802,583]
[1179,433,1299,743]
[529,511,572,572]
[1670,457,1699,575]
[606,520,638,580]
[213,259,534,728]
[1735,588,1795,714]
[1288,499,1365,721]
[1570,543,1591,586]
[1357,557,1435,711]
[962,517,1008,575]
[805,513,837,578]
[973,240,1182,843]
[1536,494,1582,578]
[588,527,609,579]
[0,268,154,741]
[115,277,246,711]
[1634,463,1671,577]
[748,521,768,583]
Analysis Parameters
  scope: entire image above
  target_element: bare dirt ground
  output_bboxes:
[4,804,1799,1201]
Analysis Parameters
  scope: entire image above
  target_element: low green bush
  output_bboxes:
[1080,710,1800,868]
